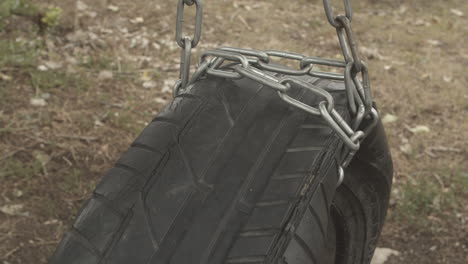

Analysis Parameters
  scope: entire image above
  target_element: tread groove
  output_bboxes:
[239,228,280,237]
[220,90,235,127]
[271,173,305,181]
[176,142,213,193]
[91,192,126,217]
[114,163,140,177]
[227,255,266,264]
[292,233,317,264]
[307,204,326,239]
[255,200,290,207]
[140,192,160,250]
[286,146,322,153]
[69,227,102,257]
[131,142,164,155]
[319,183,330,219]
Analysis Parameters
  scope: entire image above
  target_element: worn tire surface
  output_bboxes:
[50,75,392,264]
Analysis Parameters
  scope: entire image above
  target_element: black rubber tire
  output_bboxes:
[49,75,392,264]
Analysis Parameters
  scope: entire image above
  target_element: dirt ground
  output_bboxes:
[0,0,467,263]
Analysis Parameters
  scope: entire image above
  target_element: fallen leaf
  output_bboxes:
[44,61,62,70]
[130,17,144,24]
[76,1,88,11]
[450,9,464,17]
[400,143,413,154]
[0,204,30,217]
[33,150,51,167]
[382,114,398,124]
[12,189,23,198]
[0,72,13,81]
[154,97,167,104]
[140,71,152,82]
[162,79,175,93]
[443,75,452,83]
[143,81,157,89]
[107,5,120,12]
[98,70,114,80]
[37,65,48,71]
[30,98,47,107]
[371,248,400,264]
[427,39,442,46]
[409,125,430,134]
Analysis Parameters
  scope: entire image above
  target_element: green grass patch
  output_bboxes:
[0,157,42,179]
[393,170,467,229]
[30,69,91,92]
[0,39,40,68]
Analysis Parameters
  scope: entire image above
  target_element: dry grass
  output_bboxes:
[0,0,467,263]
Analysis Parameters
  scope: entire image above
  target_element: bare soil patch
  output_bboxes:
[0,0,466,263]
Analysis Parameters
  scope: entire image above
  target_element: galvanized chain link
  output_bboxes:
[174,0,203,93]
[172,0,380,185]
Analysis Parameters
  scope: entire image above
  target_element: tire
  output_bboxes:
[49,74,393,264]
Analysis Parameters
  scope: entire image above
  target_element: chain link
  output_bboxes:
[172,0,380,187]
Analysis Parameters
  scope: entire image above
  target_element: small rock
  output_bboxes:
[0,204,30,217]
[98,70,114,80]
[400,143,413,155]
[43,219,59,225]
[0,72,12,81]
[408,125,430,134]
[140,71,152,82]
[143,81,157,89]
[12,189,23,198]
[130,17,145,24]
[162,80,175,93]
[382,114,398,124]
[94,119,104,127]
[154,97,167,104]
[76,1,88,11]
[371,248,400,264]
[44,61,62,70]
[443,75,452,83]
[66,30,88,43]
[427,39,442,46]
[107,5,120,12]
[450,9,464,17]
[33,150,50,167]
[37,65,48,71]
[384,65,393,71]
[30,98,47,107]
[359,46,384,60]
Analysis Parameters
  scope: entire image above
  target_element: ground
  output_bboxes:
[0,0,466,263]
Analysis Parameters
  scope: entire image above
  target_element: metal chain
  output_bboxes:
[173,0,380,186]
[175,0,203,92]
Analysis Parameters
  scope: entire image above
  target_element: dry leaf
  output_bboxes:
[0,204,30,217]
[98,70,113,80]
[108,5,119,12]
[382,114,398,124]
[371,248,400,264]
[30,98,47,107]
[450,9,464,17]
[409,125,430,134]
[400,143,413,154]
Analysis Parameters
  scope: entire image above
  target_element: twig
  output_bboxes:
[237,15,252,31]
[3,246,20,259]
[432,173,445,188]
[0,148,26,161]
[55,134,99,142]
[429,146,463,153]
